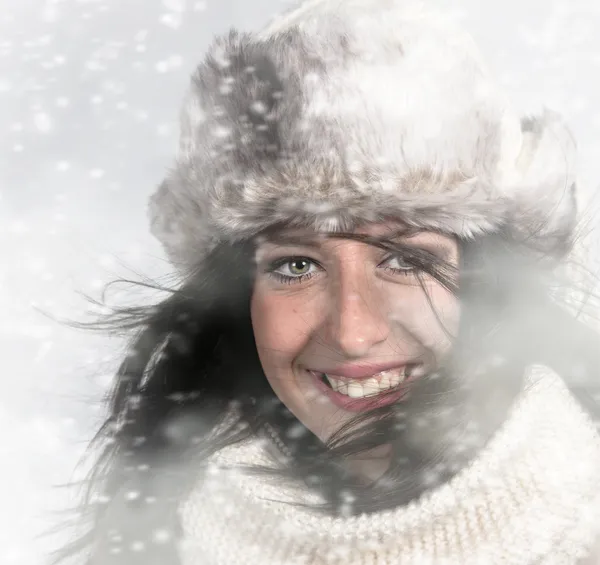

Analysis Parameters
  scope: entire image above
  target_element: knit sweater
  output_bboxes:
[180,367,600,565]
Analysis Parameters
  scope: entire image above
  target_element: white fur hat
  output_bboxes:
[149,0,577,272]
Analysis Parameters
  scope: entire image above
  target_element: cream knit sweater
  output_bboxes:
[180,367,600,565]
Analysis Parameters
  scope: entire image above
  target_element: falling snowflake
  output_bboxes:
[152,529,172,544]
[90,168,105,179]
[159,13,182,29]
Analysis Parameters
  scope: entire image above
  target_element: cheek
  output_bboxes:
[250,288,311,372]
[250,288,320,418]
[393,285,460,353]
[433,286,461,328]
[426,288,461,351]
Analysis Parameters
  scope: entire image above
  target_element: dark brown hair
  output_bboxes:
[48,229,600,565]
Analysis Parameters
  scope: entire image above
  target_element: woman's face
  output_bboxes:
[250,222,460,443]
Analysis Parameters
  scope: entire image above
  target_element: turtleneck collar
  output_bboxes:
[180,366,600,564]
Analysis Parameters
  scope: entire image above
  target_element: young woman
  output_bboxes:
[52,0,600,563]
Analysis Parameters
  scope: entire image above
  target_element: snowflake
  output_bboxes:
[130,541,145,552]
[212,125,231,139]
[152,529,172,544]
[124,490,141,501]
[162,0,186,11]
[157,123,173,136]
[135,30,149,42]
[90,168,105,179]
[285,422,307,439]
[85,60,105,72]
[159,13,182,29]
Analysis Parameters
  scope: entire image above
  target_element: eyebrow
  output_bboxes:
[263,225,420,244]
[262,229,454,260]
[262,234,326,248]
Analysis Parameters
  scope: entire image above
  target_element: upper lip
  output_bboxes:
[307,360,420,381]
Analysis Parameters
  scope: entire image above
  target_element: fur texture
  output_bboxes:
[148,0,577,272]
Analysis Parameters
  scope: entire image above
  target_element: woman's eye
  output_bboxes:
[267,257,319,284]
[283,258,313,275]
[382,255,415,273]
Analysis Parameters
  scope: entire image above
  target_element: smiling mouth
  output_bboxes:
[314,364,424,399]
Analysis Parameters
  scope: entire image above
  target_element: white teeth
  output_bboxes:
[322,366,420,399]
[347,383,363,398]
[361,377,380,397]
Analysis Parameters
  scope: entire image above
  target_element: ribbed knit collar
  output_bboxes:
[180,367,600,564]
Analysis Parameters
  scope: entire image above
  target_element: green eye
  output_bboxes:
[288,259,311,275]
[266,256,319,285]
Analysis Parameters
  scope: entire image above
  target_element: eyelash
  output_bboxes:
[265,255,417,285]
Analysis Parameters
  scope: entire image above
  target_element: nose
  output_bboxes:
[322,273,390,358]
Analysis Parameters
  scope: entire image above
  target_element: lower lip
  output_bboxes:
[308,369,412,412]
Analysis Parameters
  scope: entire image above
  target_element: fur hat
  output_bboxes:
[149,0,578,273]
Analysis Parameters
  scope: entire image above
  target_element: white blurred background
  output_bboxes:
[0,0,599,563]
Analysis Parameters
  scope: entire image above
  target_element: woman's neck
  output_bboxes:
[345,444,392,485]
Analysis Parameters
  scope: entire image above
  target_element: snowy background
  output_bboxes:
[1,0,599,563]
